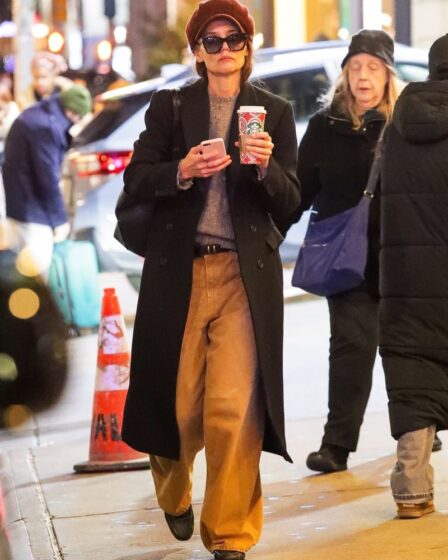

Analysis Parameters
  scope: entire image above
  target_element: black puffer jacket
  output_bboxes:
[380,81,448,439]
[296,105,385,296]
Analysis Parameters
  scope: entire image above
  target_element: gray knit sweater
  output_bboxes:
[195,93,237,250]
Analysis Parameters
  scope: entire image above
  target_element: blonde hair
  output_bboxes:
[321,63,404,129]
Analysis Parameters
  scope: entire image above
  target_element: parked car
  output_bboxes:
[63,41,428,276]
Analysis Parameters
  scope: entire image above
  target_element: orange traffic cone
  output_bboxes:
[74,287,150,473]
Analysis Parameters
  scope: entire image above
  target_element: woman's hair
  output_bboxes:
[193,37,254,85]
[320,62,404,129]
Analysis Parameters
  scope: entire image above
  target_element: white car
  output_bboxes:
[63,41,428,278]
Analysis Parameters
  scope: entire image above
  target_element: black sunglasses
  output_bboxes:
[198,32,248,54]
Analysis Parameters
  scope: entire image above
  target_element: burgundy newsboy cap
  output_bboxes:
[185,0,255,51]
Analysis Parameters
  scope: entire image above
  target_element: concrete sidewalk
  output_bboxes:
[1,313,448,559]
[2,409,448,559]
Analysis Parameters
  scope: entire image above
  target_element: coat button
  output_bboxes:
[257,259,264,269]
[165,223,173,230]
[160,257,168,266]
[250,224,257,232]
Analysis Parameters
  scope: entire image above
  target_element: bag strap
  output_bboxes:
[363,124,386,198]
[172,88,181,129]
[171,88,182,158]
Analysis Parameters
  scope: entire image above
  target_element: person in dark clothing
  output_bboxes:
[379,33,448,519]
[296,30,406,473]
[0,82,19,245]
[0,249,68,421]
[120,1,300,558]
[2,85,92,280]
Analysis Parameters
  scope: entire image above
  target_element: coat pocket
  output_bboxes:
[265,222,284,251]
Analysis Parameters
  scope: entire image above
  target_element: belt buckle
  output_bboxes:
[206,244,220,254]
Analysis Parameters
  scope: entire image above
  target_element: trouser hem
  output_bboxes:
[212,547,246,553]
[321,436,354,453]
[393,491,434,503]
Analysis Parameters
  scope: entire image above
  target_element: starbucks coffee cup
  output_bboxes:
[238,106,267,164]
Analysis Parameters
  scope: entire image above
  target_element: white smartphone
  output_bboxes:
[201,137,227,158]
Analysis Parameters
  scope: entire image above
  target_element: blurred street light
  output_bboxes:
[0,21,16,38]
[32,22,50,40]
[48,30,65,53]
[114,25,126,44]
[97,39,112,62]
[338,27,350,40]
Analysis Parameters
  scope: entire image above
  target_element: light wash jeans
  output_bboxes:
[391,425,435,504]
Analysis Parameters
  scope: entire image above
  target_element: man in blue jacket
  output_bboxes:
[2,84,91,279]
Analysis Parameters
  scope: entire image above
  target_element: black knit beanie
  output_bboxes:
[341,29,394,68]
[428,34,448,80]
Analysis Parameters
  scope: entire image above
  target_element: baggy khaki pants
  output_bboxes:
[150,252,265,553]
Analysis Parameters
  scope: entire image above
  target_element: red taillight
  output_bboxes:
[70,150,133,177]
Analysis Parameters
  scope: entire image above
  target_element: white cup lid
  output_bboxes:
[238,106,266,113]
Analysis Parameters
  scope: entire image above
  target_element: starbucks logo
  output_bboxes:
[246,118,263,134]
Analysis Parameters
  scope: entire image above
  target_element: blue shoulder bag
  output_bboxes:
[291,129,384,297]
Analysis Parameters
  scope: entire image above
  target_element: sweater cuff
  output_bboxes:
[256,165,268,181]
[177,163,193,190]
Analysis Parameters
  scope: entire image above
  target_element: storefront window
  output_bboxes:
[306,0,340,42]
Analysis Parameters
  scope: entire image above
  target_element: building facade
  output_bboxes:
[3,0,448,89]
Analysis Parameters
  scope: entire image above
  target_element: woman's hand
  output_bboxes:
[179,145,232,180]
[235,131,274,170]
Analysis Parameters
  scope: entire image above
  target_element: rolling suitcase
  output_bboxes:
[48,240,101,333]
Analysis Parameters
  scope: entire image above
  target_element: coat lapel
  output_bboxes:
[180,80,210,151]
[177,80,210,197]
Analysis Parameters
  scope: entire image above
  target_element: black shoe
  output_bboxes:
[164,505,194,541]
[432,434,442,453]
[306,444,348,473]
[213,551,245,560]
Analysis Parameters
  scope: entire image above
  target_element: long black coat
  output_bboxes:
[121,79,300,461]
[380,81,448,439]
[296,106,385,295]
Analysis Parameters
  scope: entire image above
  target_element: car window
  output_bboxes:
[259,67,330,121]
[396,62,428,83]
[74,91,153,147]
